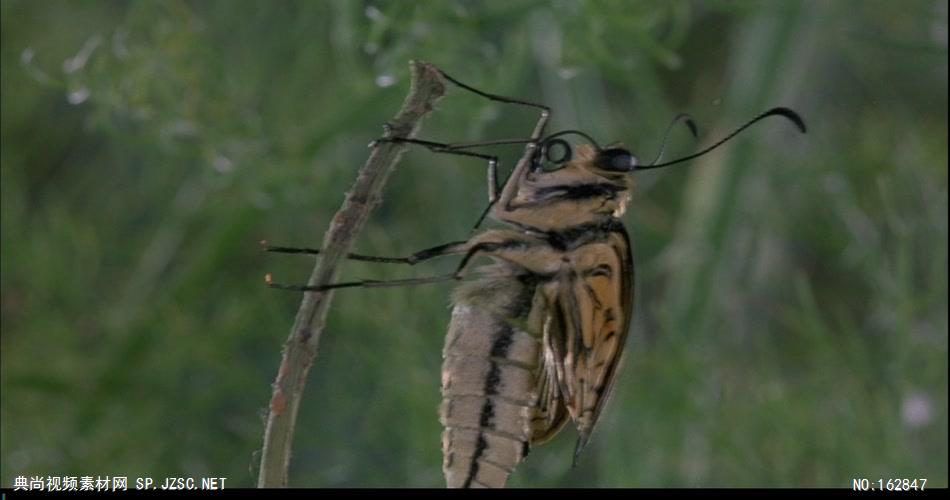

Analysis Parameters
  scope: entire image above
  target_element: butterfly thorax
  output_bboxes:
[490,145,633,233]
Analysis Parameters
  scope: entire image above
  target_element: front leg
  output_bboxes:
[496,112,550,213]
[371,136,503,205]
[385,68,553,219]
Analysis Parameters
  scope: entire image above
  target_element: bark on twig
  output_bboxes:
[257,61,446,488]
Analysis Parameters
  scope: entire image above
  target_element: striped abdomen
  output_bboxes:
[440,271,542,488]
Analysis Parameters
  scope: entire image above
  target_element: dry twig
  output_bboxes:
[257,61,446,487]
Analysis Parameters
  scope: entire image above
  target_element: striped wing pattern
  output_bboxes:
[553,230,633,458]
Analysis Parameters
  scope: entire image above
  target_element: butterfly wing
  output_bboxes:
[557,227,634,459]
[529,286,571,444]
[523,225,633,456]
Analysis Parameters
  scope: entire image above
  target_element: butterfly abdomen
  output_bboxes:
[440,271,542,488]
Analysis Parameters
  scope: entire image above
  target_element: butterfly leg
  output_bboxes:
[371,136,503,208]
[261,239,468,265]
[435,68,549,116]
[375,68,552,228]
[264,239,501,292]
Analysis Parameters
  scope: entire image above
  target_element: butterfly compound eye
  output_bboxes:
[596,148,637,172]
[543,138,572,164]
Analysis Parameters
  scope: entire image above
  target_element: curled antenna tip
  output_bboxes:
[646,113,700,166]
[685,118,698,138]
[675,113,698,139]
[767,107,807,134]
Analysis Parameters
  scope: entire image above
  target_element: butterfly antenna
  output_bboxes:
[637,107,806,171]
[647,113,698,166]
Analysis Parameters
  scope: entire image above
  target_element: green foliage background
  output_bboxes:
[1,0,947,488]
